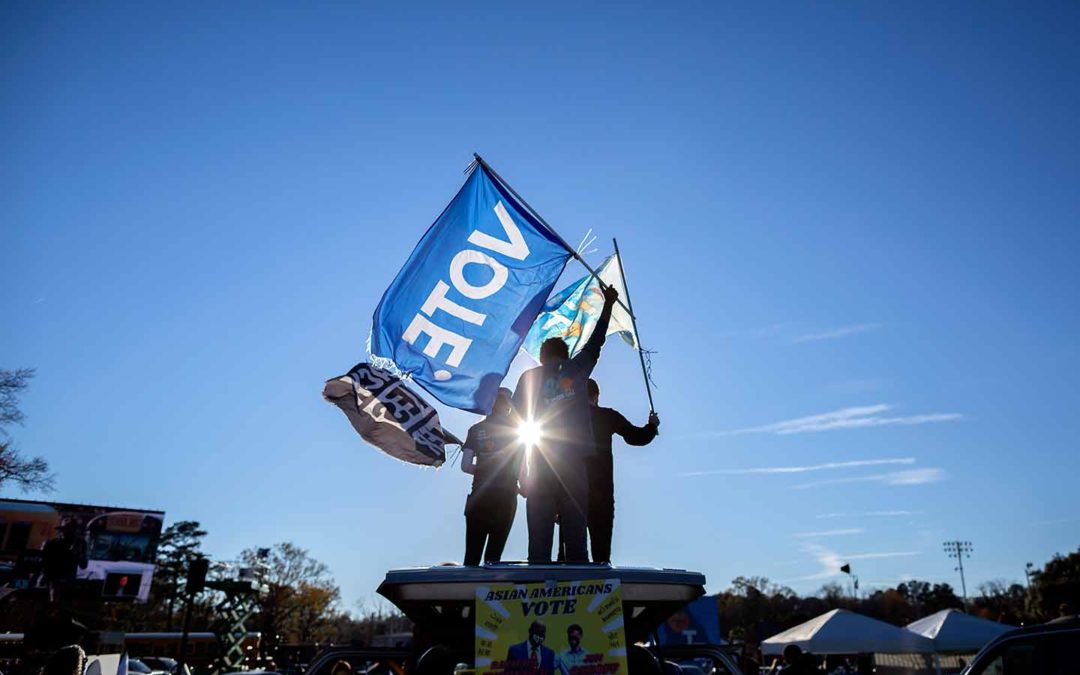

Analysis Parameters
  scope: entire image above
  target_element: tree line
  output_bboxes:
[106,522,409,647]
[121,518,1077,652]
[716,548,1079,645]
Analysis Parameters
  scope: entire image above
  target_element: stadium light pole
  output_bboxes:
[943,541,973,610]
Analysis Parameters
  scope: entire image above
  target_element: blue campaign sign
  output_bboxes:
[655,596,723,646]
[371,164,571,414]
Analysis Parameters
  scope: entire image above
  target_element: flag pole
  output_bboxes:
[613,237,656,415]
[472,153,636,320]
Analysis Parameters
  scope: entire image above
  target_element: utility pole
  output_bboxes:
[1024,562,1034,589]
[943,541,973,610]
[178,556,209,674]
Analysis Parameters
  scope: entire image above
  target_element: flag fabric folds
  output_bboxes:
[370,164,572,414]
[522,254,638,361]
[323,363,449,466]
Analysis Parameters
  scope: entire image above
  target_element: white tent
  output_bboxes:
[905,609,1013,653]
[761,609,936,655]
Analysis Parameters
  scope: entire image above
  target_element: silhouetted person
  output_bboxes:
[513,285,618,562]
[1048,601,1077,623]
[583,378,658,563]
[42,522,87,603]
[780,645,815,675]
[461,388,524,566]
[43,646,86,675]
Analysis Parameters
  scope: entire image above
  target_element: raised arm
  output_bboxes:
[571,284,618,374]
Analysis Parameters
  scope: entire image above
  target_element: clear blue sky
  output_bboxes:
[3,2,1079,610]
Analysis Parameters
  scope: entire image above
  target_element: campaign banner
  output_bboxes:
[371,164,572,414]
[323,362,449,466]
[476,579,628,675]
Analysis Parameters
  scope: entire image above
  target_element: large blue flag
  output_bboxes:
[371,164,571,414]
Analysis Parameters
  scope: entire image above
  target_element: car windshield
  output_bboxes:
[144,659,176,671]
[128,659,153,674]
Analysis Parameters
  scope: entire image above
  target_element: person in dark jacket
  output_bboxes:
[506,621,556,675]
[461,388,524,566]
[779,645,817,675]
[513,285,618,562]
[559,378,659,564]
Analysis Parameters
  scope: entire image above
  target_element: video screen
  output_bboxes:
[0,499,165,603]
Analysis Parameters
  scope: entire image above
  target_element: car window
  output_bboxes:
[1043,633,1077,675]
[674,656,736,675]
[970,639,1037,675]
[128,660,153,674]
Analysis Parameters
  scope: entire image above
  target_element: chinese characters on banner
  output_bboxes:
[323,363,448,466]
[476,579,628,675]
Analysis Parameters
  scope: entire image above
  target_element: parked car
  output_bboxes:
[961,616,1078,674]
[128,658,168,675]
[138,658,179,674]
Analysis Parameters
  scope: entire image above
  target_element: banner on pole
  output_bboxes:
[522,255,638,362]
[371,165,572,414]
[323,363,449,466]
[475,579,628,675]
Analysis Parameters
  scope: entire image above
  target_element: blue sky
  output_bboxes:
[3,2,1079,610]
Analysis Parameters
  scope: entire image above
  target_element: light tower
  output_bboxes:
[943,540,973,610]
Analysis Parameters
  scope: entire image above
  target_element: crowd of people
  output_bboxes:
[460,286,660,566]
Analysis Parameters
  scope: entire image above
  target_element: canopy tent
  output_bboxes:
[905,609,1013,653]
[761,609,936,655]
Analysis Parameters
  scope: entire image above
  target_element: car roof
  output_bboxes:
[1009,616,1079,636]
[978,617,1079,651]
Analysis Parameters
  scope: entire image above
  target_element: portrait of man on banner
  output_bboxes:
[475,579,628,675]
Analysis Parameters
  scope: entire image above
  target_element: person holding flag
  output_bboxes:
[513,283,618,563]
[556,378,659,564]
[583,378,659,564]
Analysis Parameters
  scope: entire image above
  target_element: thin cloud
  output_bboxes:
[816,510,924,519]
[794,468,947,490]
[716,323,788,339]
[677,457,915,478]
[845,551,920,561]
[792,323,882,344]
[708,404,962,437]
[785,544,846,582]
[794,528,864,538]
[784,544,922,583]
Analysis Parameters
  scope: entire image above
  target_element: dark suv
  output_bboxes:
[962,617,1078,675]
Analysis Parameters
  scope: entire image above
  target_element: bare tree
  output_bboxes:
[0,368,54,494]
